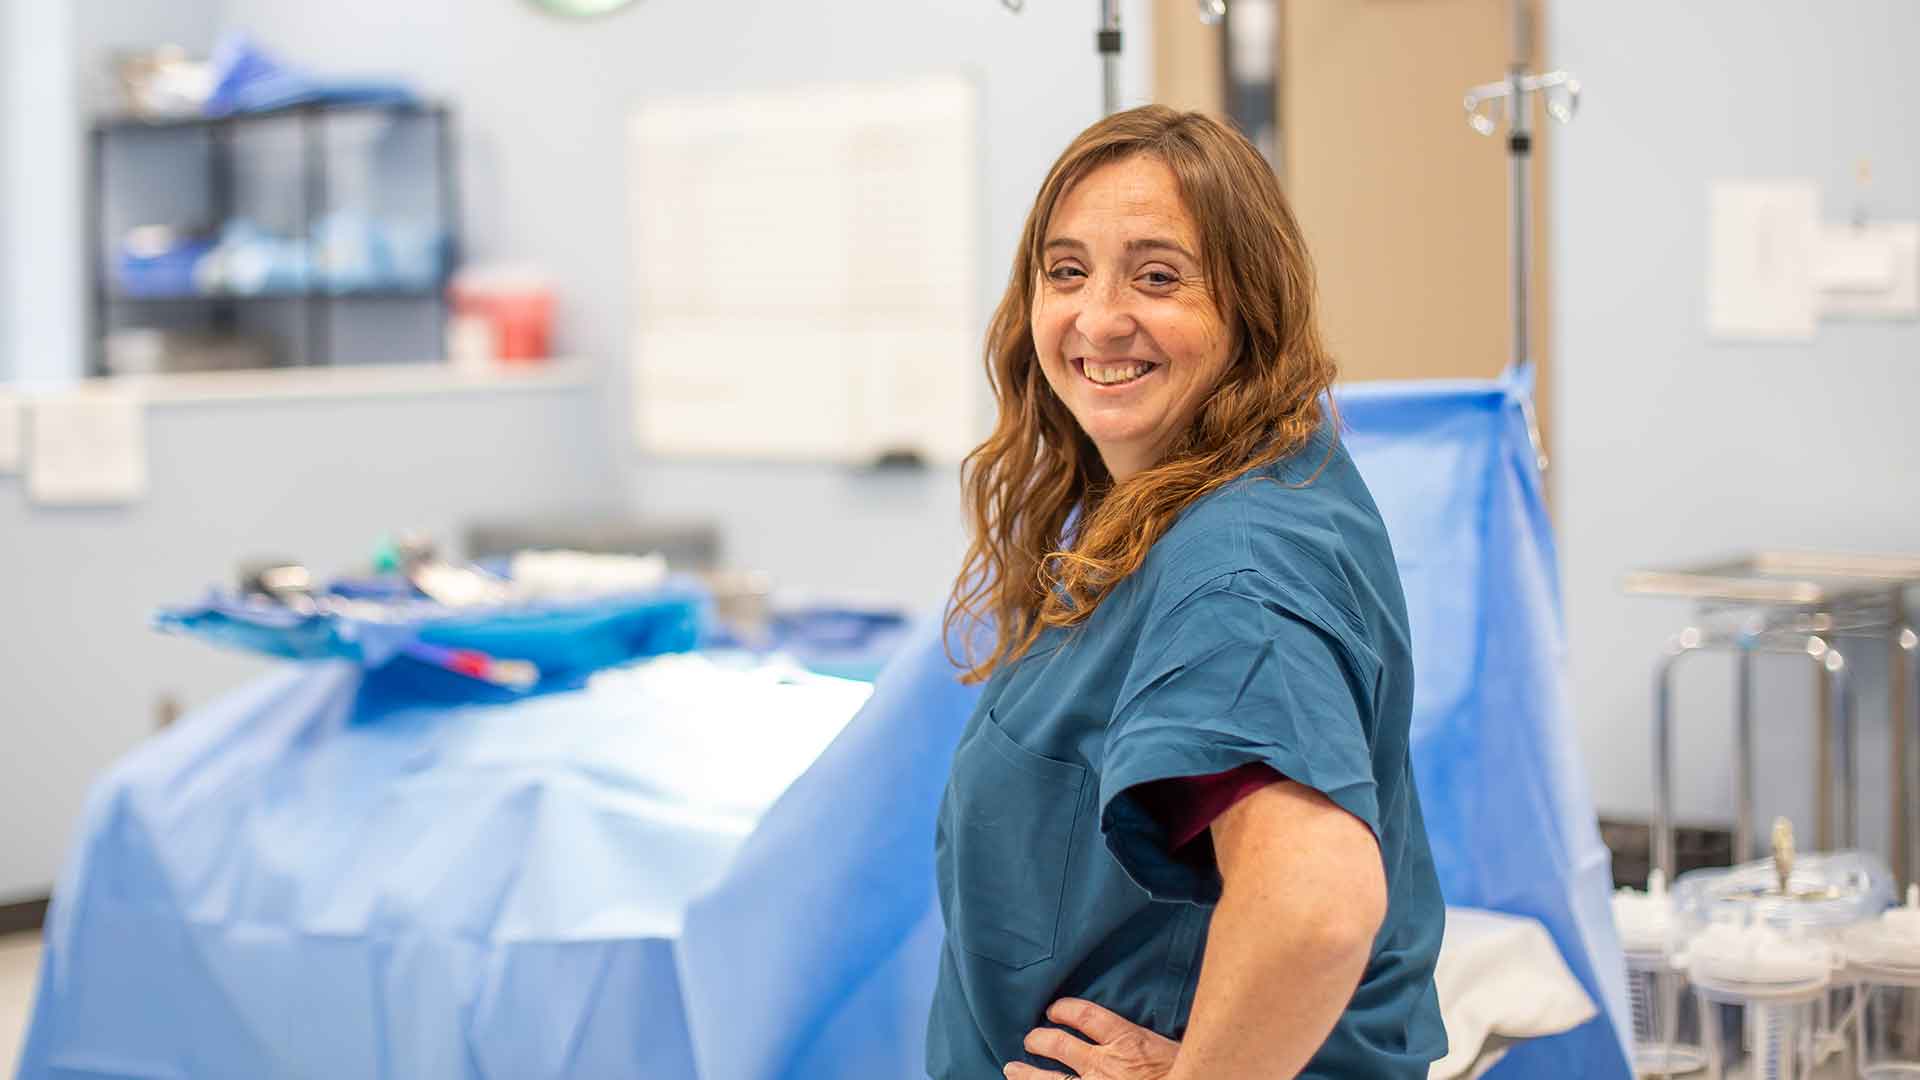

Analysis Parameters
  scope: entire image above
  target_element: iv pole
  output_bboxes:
[1463,0,1578,469]
[1001,0,1226,117]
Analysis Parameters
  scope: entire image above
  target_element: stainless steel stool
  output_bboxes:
[1627,553,1920,885]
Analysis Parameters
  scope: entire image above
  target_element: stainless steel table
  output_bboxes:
[1627,553,1920,883]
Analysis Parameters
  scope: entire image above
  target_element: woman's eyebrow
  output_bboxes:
[1124,237,1196,260]
[1042,236,1197,261]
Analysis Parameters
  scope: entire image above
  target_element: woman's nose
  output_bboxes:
[1072,280,1136,345]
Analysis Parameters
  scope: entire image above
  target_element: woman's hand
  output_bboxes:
[1004,998,1180,1080]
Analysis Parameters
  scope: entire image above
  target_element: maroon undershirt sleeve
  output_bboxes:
[1129,761,1286,855]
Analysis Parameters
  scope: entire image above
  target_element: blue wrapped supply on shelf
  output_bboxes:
[114,225,214,298]
[203,31,416,116]
[175,216,449,299]
[310,210,450,294]
[191,218,312,296]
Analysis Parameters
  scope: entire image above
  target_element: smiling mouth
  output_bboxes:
[1075,357,1161,387]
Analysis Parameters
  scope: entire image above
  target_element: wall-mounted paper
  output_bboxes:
[27,391,147,505]
[1708,181,1819,341]
[0,392,21,474]
[628,77,980,464]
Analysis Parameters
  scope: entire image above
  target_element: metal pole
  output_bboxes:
[1827,646,1858,849]
[87,125,107,376]
[1806,635,1858,851]
[1902,623,1920,879]
[1736,642,1757,861]
[1817,638,1835,850]
[302,106,328,367]
[1894,605,1913,882]
[1506,0,1533,374]
[1099,0,1123,116]
[1654,629,1704,883]
[435,105,460,364]
[1510,0,1532,64]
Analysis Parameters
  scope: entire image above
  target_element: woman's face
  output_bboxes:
[1031,154,1235,483]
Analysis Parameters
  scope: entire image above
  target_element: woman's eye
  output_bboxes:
[1046,265,1086,283]
[1140,269,1179,288]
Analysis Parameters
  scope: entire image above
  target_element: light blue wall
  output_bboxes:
[1549,1,1920,856]
[1,0,226,386]
[1,0,1150,899]
[0,6,10,385]
[0,0,82,388]
[0,3,10,384]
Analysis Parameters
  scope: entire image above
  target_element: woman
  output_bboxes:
[929,107,1446,1079]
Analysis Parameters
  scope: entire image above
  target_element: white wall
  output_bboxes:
[1550,2,1920,857]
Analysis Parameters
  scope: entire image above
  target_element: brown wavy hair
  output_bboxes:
[945,105,1338,683]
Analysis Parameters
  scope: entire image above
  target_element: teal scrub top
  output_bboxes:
[927,430,1447,1078]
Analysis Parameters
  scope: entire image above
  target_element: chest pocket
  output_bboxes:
[944,708,1090,969]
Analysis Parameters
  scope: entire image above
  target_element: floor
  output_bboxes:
[0,931,41,1075]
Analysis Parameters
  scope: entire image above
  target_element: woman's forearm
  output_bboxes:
[1165,878,1374,1078]
[1166,781,1386,1080]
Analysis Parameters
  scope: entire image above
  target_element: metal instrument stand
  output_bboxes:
[1629,553,1920,885]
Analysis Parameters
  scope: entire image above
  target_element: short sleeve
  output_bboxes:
[1134,762,1289,853]
[1099,574,1382,905]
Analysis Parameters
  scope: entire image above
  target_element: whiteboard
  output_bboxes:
[628,77,981,463]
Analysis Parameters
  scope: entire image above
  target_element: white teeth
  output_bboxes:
[1084,361,1150,385]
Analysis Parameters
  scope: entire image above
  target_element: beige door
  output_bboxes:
[1154,0,1552,429]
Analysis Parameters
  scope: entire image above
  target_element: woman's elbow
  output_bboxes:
[1301,837,1390,953]
[1305,843,1390,961]
[1323,869,1388,955]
